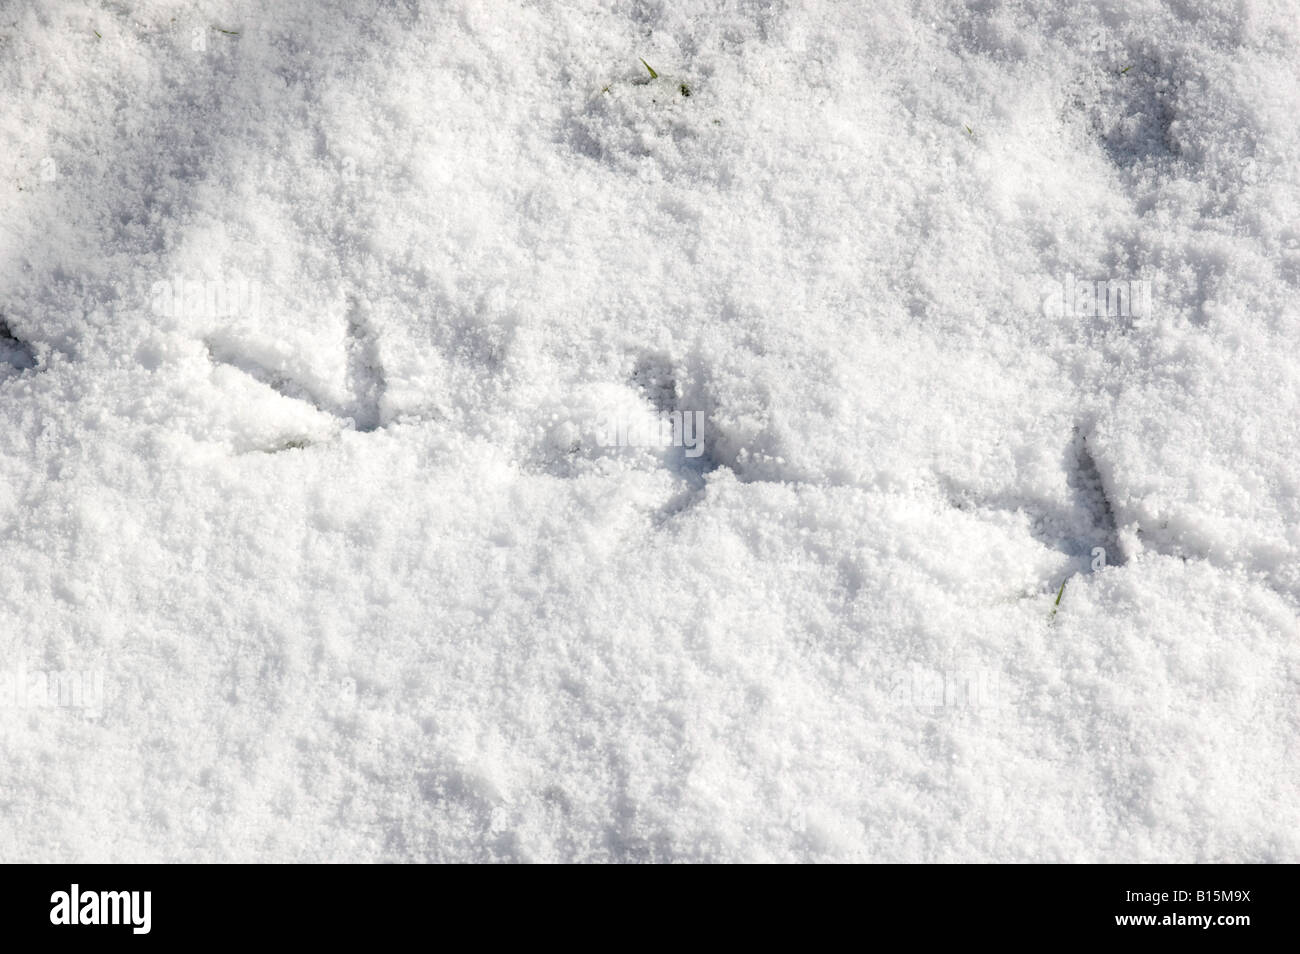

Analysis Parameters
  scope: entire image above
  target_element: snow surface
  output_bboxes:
[1,0,1297,862]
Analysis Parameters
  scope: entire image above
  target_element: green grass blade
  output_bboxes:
[1048,579,1067,621]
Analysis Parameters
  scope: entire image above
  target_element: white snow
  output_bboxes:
[0,0,1297,861]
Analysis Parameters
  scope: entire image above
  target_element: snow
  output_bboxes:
[0,0,1297,862]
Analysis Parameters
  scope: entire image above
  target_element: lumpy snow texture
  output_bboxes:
[1,0,1297,862]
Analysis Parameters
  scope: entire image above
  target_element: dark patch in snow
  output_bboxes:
[342,297,386,432]
[0,317,37,373]
[1067,48,1188,172]
[1068,426,1126,568]
[259,438,313,455]
[630,352,677,414]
